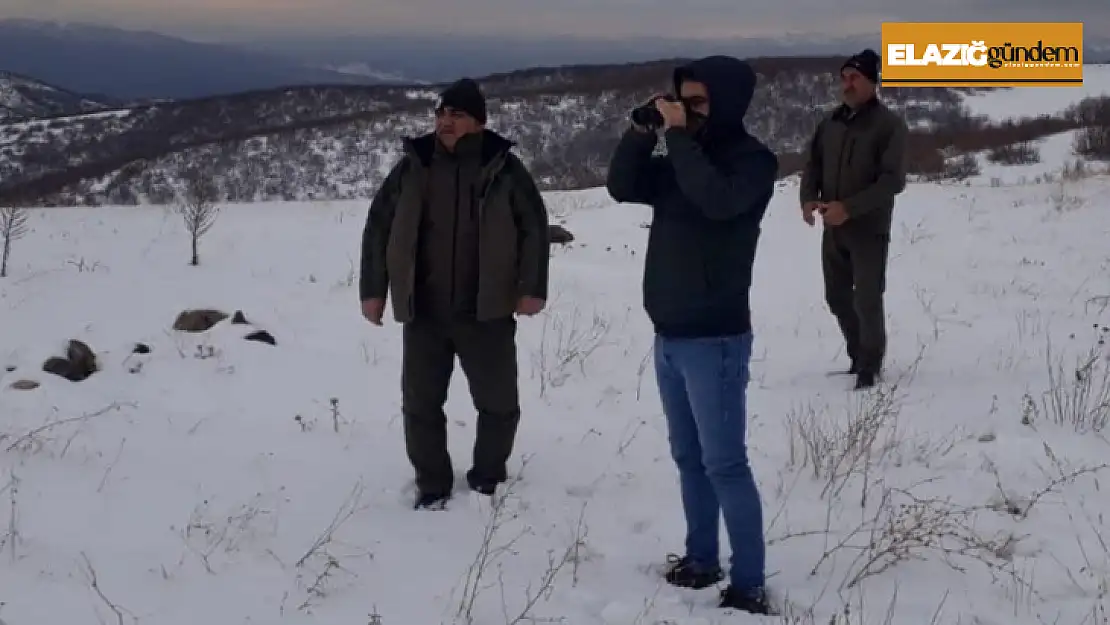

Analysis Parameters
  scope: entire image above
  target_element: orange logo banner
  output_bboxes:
[880,22,1084,87]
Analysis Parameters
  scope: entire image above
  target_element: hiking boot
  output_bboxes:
[413,490,450,510]
[719,585,772,614]
[662,554,724,589]
[854,370,877,390]
[465,468,504,496]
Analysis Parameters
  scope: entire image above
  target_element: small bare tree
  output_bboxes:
[175,170,220,266]
[1,205,30,278]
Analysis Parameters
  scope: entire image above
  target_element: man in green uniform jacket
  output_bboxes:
[800,49,909,390]
[359,78,550,509]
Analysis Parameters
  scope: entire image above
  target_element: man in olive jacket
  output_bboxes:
[800,49,908,390]
[359,78,550,509]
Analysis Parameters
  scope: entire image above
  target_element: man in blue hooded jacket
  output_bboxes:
[606,56,775,615]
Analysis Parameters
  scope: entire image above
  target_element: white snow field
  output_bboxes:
[961,63,1110,121]
[2,111,1110,623]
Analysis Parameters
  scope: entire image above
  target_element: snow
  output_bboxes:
[961,63,1110,121]
[0,73,56,118]
[2,133,1110,624]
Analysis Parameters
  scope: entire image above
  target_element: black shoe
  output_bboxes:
[828,360,859,376]
[414,491,450,510]
[854,370,877,390]
[662,554,724,589]
[719,585,772,614]
[465,469,504,496]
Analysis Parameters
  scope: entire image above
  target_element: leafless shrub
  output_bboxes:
[80,552,137,625]
[294,480,370,613]
[808,485,1020,592]
[1047,171,1086,212]
[799,440,1108,603]
[175,168,220,266]
[786,352,923,506]
[983,450,1109,521]
[987,141,1041,165]
[777,585,950,624]
[912,284,972,341]
[1071,96,1110,160]
[0,471,20,562]
[944,152,981,180]
[65,256,104,272]
[786,395,901,506]
[1004,445,1110,607]
[531,306,612,397]
[1023,330,1110,433]
[453,462,588,625]
[1061,157,1096,181]
[1075,126,1110,161]
[0,401,135,455]
[181,492,279,574]
[0,206,29,278]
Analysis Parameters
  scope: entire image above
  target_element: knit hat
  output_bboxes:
[435,78,487,124]
[841,49,880,83]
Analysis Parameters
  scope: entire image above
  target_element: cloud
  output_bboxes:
[1,0,1105,40]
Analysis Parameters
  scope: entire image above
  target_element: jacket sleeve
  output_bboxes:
[843,115,909,218]
[606,127,663,205]
[663,127,778,220]
[799,119,824,205]
[507,155,551,300]
[359,157,407,300]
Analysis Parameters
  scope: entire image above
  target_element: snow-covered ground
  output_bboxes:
[2,126,1110,623]
[961,63,1110,121]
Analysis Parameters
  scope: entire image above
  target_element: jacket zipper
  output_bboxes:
[450,162,459,312]
[834,118,855,200]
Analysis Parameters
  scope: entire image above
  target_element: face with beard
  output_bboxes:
[840,67,876,109]
[678,80,710,134]
[434,106,482,151]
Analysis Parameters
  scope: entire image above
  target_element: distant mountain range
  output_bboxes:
[0,18,1107,102]
[0,19,410,101]
[238,32,881,84]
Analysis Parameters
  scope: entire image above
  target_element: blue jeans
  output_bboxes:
[653,332,765,592]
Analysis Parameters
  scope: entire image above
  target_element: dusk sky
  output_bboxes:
[0,0,1105,40]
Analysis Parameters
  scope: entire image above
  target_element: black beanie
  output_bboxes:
[436,78,487,124]
[841,49,880,83]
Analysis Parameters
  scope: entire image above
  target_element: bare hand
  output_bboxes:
[515,297,545,316]
[819,201,849,226]
[802,201,820,226]
[361,298,385,325]
[655,98,686,129]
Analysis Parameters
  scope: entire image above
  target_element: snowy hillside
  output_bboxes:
[2,62,1107,208]
[0,70,110,122]
[1,103,1109,622]
[0,57,1015,206]
[961,70,1110,122]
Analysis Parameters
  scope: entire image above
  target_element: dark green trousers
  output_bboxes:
[401,317,520,495]
[821,227,890,374]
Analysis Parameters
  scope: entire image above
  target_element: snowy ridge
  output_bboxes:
[0,58,983,206]
[0,70,109,122]
[1,63,1107,208]
[1,93,1109,623]
[319,62,428,85]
